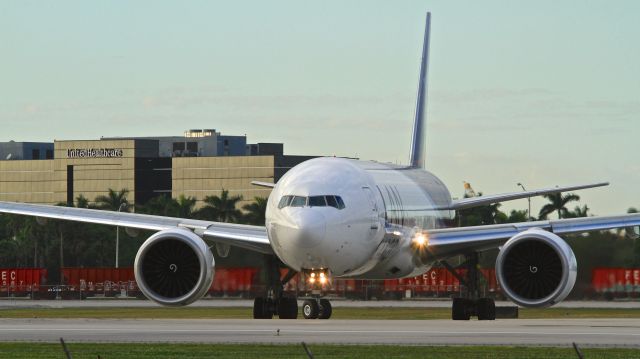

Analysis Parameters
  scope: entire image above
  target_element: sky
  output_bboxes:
[1,1,639,216]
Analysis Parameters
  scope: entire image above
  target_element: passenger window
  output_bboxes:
[290,196,307,207]
[309,196,327,207]
[325,195,338,208]
[335,196,346,209]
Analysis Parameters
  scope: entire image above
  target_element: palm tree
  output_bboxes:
[243,197,268,225]
[480,202,507,224]
[197,189,243,222]
[75,194,90,209]
[507,209,529,223]
[95,189,130,212]
[565,205,589,218]
[140,195,177,216]
[538,192,580,219]
[175,195,197,218]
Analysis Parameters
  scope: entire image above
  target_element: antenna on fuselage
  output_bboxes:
[409,12,431,169]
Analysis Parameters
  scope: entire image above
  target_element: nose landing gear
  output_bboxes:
[302,298,332,319]
[251,258,334,320]
[301,268,333,319]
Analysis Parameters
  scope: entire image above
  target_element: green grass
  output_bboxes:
[0,343,637,359]
[1,306,640,319]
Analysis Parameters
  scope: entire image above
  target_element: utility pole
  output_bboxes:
[116,202,127,268]
[517,183,531,221]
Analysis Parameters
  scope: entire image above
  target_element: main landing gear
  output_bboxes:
[253,256,299,319]
[442,252,496,321]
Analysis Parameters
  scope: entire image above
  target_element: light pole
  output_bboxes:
[517,183,531,221]
[116,202,127,268]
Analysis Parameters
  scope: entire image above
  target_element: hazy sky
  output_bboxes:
[1,1,639,216]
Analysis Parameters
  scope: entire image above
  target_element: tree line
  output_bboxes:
[457,191,594,226]
[1,187,639,293]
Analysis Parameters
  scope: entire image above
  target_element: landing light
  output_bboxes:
[306,269,330,287]
[413,233,428,247]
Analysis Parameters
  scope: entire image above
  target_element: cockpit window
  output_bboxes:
[308,196,327,207]
[278,194,345,209]
[290,196,307,207]
[278,195,293,209]
[325,195,338,208]
[335,196,346,209]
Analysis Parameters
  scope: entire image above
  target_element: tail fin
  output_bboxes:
[409,12,431,169]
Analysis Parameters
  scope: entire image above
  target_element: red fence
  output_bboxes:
[0,268,47,293]
[61,267,137,294]
[0,266,508,299]
[384,268,499,295]
[592,267,640,294]
[4,267,640,299]
[59,267,262,297]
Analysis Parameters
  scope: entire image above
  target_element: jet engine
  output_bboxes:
[134,228,214,306]
[495,228,576,307]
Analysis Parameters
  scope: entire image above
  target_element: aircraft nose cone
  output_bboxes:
[281,209,326,249]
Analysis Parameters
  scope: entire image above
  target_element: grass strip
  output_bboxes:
[0,342,637,359]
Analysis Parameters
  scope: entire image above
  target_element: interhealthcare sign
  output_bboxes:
[67,148,124,159]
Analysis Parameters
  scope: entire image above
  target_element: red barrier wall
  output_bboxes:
[0,268,47,292]
[5,266,501,296]
[61,267,136,292]
[22,266,640,298]
[592,267,640,293]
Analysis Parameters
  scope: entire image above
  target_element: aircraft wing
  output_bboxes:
[0,201,273,254]
[449,182,609,210]
[251,181,276,188]
[426,213,640,259]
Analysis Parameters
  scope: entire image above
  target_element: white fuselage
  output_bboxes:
[265,157,454,279]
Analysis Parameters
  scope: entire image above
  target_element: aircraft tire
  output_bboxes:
[278,297,298,319]
[253,297,273,319]
[477,298,496,320]
[302,299,319,319]
[318,299,332,319]
[452,298,470,320]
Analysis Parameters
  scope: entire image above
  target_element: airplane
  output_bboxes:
[1,12,639,321]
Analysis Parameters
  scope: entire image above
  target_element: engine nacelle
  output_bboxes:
[496,228,577,308]
[134,228,214,306]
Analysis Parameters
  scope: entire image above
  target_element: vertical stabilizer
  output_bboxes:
[409,12,431,168]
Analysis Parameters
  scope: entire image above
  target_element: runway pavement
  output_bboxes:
[0,318,639,346]
[2,298,640,309]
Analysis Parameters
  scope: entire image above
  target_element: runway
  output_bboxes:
[1,318,639,346]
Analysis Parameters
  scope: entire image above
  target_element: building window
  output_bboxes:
[172,142,185,156]
[45,149,53,159]
[32,149,40,160]
[187,142,198,153]
[173,142,185,151]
